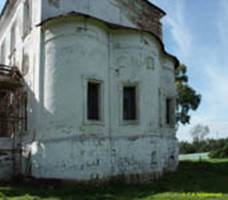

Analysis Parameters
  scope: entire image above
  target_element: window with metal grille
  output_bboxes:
[87,82,101,121]
[123,86,137,121]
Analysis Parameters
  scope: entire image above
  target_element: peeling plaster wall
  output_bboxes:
[32,135,177,182]
[0,0,177,182]
[30,17,178,182]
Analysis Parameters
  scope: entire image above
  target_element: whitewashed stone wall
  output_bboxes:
[29,17,178,182]
[0,0,178,182]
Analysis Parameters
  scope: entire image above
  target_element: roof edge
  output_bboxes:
[38,12,179,68]
[0,0,9,18]
[0,0,166,19]
[0,0,16,19]
[144,0,166,16]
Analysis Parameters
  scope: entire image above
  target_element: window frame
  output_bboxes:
[10,22,16,54]
[83,78,104,125]
[165,97,176,128]
[0,41,6,65]
[22,50,29,76]
[23,0,32,38]
[120,82,140,125]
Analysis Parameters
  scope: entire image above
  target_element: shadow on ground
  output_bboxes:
[0,160,228,200]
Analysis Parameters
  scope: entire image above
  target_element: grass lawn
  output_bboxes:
[0,159,228,200]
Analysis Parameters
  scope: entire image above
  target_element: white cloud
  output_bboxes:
[200,0,228,122]
[152,0,228,142]
[177,116,228,142]
[152,0,193,59]
[178,58,228,141]
[218,0,228,49]
[204,66,228,118]
[164,11,192,58]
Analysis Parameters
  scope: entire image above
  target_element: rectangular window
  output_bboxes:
[10,23,16,53]
[23,0,32,37]
[23,92,28,132]
[123,86,137,121]
[0,41,6,64]
[87,82,101,121]
[166,98,172,125]
[22,52,29,75]
[0,91,8,137]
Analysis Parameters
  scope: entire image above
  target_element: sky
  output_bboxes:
[0,1,3,12]
[0,0,227,142]
[152,0,228,141]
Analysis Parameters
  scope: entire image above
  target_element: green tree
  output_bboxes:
[190,124,210,142]
[175,64,201,124]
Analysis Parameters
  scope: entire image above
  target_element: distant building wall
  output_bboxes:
[0,0,42,180]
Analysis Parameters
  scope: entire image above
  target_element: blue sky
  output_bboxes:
[0,0,4,12]
[152,0,228,141]
[0,0,227,141]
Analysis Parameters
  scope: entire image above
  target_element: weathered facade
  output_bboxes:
[0,0,179,182]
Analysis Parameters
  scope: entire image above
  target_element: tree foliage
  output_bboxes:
[175,64,201,125]
[209,143,228,159]
[190,124,210,142]
[179,138,228,159]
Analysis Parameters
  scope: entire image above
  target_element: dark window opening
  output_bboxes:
[23,92,28,132]
[123,86,137,121]
[166,98,172,125]
[87,82,101,121]
[23,0,32,36]
[22,52,29,75]
[0,91,7,101]
[0,41,6,64]
[10,23,16,53]
[0,91,9,137]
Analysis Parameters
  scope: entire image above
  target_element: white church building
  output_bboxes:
[0,0,179,182]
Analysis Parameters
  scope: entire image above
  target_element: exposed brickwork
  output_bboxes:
[118,0,164,39]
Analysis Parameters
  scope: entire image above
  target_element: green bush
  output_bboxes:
[209,143,228,159]
[179,138,228,157]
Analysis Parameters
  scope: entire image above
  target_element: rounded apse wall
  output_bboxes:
[32,17,177,181]
[42,18,109,134]
[41,16,167,137]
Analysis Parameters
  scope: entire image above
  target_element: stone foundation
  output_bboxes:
[28,135,178,183]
